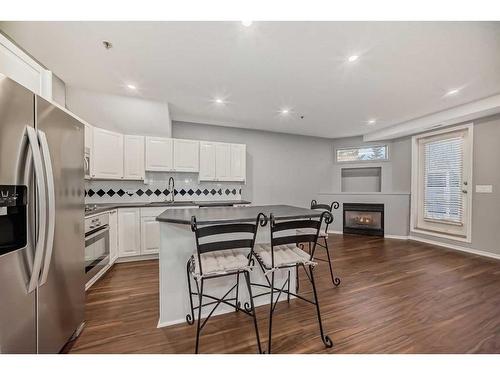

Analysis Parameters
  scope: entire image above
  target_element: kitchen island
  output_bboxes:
[156,205,322,327]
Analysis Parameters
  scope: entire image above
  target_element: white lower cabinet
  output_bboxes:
[118,208,141,257]
[140,217,160,255]
[109,209,118,263]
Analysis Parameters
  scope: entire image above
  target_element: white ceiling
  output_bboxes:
[2,21,500,138]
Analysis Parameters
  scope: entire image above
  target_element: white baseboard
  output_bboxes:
[327,230,500,261]
[327,229,408,240]
[115,254,159,263]
[408,235,500,261]
[384,234,409,240]
[327,230,343,235]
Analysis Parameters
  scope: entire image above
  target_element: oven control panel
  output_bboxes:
[84,212,109,234]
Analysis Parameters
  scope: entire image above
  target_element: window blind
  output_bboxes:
[423,136,464,225]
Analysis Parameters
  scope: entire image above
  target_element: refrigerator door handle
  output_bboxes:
[38,130,56,286]
[26,127,48,293]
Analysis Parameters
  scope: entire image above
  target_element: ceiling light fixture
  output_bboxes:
[368,119,376,125]
[126,84,137,90]
[348,55,359,63]
[215,98,225,104]
[241,20,253,27]
[280,108,290,115]
[445,88,460,96]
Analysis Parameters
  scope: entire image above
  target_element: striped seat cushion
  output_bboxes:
[191,249,252,278]
[253,243,316,269]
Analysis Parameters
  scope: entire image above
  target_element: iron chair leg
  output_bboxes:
[295,264,300,292]
[309,265,333,348]
[244,271,263,353]
[194,278,204,354]
[186,259,195,325]
[267,272,275,354]
[235,271,240,311]
[323,238,341,287]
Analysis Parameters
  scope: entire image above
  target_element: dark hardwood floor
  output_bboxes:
[66,234,500,354]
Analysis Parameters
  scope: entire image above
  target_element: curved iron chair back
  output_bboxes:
[268,210,333,266]
[191,213,268,276]
[310,199,339,234]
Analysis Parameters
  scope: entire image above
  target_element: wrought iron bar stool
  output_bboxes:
[250,211,334,353]
[186,213,267,354]
[297,200,341,289]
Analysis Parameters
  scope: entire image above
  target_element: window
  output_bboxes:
[336,145,388,163]
[411,124,473,241]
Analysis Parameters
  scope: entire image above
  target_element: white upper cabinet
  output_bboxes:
[173,139,199,172]
[123,135,145,180]
[199,142,216,180]
[215,143,232,181]
[92,127,124,179]
[84,123,93,151]
[199,142,246,182]
[145,136,173,171]
[230,144,246,181]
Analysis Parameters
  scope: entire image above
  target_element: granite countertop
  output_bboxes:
[156,204,322,225]
[85,200,251,216]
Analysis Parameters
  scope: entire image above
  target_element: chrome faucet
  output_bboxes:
[168,177,175,203]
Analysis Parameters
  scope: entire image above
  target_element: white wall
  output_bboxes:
[173,121,335,207]
[65,86,172,137]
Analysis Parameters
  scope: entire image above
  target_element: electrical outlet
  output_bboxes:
[475,185,493,193]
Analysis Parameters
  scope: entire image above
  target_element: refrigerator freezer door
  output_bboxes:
[36,97,85,354]
[0,76,37,353]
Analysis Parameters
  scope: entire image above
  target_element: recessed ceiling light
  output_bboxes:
[368,119,376,125]
[348,55,359,63]
[280,108,290,115]
[445,88,460,96]
[241,20,253,27]
[215,98,225,104]
[126,84,137,90]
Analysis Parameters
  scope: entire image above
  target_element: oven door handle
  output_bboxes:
[85,225,109,242]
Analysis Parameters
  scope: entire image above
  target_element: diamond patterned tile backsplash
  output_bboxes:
[85,172,244,204]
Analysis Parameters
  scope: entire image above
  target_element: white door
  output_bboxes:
[173,139,200,172]
[92,127,124,179]
[124,135,145,180]
[199,141,216,181]
[145,136,173,171]
[118,208,141,257]
[108,210,119,263]
[215,143,231,181]
[230,144,246,181]
[140,217,160,255]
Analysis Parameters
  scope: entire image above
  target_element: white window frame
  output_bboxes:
[335,144,389,164]
[410,123,473,242]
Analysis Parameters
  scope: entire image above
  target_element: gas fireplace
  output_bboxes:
[343,203,384,236]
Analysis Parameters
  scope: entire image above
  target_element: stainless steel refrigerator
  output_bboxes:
[0,76,85,353]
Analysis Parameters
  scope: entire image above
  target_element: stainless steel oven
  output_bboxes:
[84,212,110,282]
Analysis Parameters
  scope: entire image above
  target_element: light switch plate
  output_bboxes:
[475,185,493,193]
